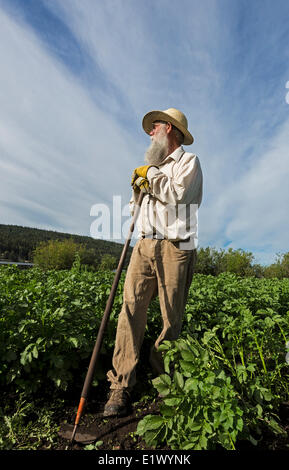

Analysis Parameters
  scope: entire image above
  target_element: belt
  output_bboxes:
[141,235,162,240]
[140,235,191,249]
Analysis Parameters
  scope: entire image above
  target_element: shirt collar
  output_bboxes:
[161,145,184,164]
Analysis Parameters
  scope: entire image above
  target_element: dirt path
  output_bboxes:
[57,393,163,451]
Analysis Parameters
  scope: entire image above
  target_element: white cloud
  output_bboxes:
[42,0,226,117]
[1,1,289,265]
[0,7,141,235]
[199,116,289,264]
[226,119,289,248]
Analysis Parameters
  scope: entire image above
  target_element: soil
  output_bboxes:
[58,397,163,451]
[56,381,167,451]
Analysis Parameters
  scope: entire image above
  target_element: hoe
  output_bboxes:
[60,190,144,444]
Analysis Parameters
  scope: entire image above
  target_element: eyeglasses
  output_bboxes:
[152,120,168,130]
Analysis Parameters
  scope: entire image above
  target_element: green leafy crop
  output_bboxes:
[137,273,289,450]
[1,267,289,450]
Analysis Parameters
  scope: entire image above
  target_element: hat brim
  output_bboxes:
[142,110,194,145]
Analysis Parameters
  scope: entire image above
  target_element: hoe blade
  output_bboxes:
[58,423,98,444]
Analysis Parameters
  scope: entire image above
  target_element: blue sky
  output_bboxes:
[0,0,289,265]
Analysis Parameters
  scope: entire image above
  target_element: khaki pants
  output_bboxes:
[107,238,197,390]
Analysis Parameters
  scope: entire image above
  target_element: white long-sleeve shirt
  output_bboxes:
[130,146,203,250]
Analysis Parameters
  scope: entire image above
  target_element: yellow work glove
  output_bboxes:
[131,165,157,187]
[132,176,150,193]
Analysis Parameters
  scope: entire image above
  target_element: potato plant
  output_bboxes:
[0,261,162,395]
[1,265,289,450]
[137,273,289,450]
[0,262,122,392]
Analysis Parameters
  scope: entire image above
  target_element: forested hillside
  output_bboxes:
[0,224,132,266]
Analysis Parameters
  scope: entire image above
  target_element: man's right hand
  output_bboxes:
[132,176,150,193]
[131,165,157,187]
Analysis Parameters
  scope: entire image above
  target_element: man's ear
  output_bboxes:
[166,122,173,135]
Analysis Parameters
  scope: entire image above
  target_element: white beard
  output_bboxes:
[144,128,169,165]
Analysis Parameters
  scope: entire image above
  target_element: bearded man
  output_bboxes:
[103,108,203,417]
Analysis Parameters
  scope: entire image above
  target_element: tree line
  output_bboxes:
[0,224,132,269]
[195,246,289,279]
[0,224,288,278]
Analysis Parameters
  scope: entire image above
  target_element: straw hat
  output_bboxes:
[142,107,194,145]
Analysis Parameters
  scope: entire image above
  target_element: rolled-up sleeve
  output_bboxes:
[147,154,203,206]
